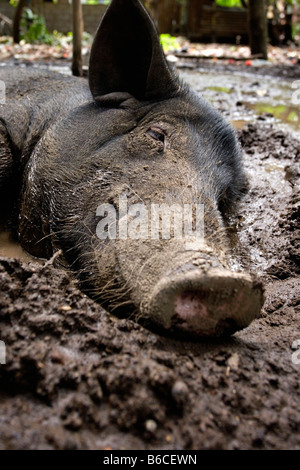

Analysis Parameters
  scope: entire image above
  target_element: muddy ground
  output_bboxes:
[0,62,299,450]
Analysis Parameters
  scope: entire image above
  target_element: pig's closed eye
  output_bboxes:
[147,126,166,144]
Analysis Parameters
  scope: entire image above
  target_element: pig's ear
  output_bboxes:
[88,0,179,102]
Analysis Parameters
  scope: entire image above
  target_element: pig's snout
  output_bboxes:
[147,268,264,337]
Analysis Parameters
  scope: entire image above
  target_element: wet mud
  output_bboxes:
[0,65,299,450]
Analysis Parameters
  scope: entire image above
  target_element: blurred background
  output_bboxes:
[0,0,299,80]
[1,0,299,43]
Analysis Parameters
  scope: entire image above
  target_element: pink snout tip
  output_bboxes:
[148,268,264,338]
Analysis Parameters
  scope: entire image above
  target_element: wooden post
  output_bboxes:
[248,0,268,60]
[72,0,83,77]
[12,0,27,44]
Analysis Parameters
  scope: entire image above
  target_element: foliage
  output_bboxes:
[159,34,181,52]
[20,8,54,44]
[17,8,93,47]
[86,0,111,4]
[63,31,93,47]
[215,0,243,7]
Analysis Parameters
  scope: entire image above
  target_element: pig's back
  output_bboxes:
[0,67,90,103]
[0,67,92,166]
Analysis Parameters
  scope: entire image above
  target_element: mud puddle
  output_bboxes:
[180,69,300,134]
[0,232,35,262]
[0,66,300,450]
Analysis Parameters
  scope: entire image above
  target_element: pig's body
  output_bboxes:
[0,0,264,337]
[0,70,89,224]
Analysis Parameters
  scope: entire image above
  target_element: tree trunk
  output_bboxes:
[284,9,293,43]
[72,0,83,77]
[12,0,27,44]
[248,0,268,60]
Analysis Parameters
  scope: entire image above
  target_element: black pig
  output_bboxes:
[0,0,264,337]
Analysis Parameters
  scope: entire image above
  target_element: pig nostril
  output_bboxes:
[174,290,209,321]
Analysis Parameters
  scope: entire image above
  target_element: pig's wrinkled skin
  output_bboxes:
[0,0,264,337]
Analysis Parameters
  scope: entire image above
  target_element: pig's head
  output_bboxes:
[19,0,264,337]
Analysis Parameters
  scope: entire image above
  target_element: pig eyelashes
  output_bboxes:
[146,126,167,151]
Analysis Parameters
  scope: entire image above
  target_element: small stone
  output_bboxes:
[171,380,189,403]
[60,305,72,312]
[145,419,157,433]
[227,353,239,371]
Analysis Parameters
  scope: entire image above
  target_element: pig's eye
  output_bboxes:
[147,126,166,146]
